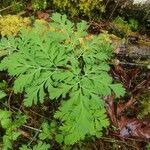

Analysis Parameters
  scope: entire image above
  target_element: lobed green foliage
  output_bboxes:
[0,13,125,145]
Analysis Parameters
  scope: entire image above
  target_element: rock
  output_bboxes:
[133,0,148,4]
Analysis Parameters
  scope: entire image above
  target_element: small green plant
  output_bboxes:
[39,122,56,141]
[138,93,150,118]
[0,110,27,150]
[0,13,125,145]
[128,18,139,31]
[140,100,150,117]
[19,141,50,150]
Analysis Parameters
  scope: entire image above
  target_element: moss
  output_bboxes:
[53,0,105,17]
[138,92,150,118]
[0,15,31,37]
[31,0,47,11]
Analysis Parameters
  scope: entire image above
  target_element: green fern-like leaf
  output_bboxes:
[0,13,125,145]
[55,90,109,145]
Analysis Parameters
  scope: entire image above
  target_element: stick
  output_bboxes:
[0,5,13,12]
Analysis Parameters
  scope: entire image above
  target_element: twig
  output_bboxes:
[110,133,150,143]
[109,0,120,20]
[119,61,148,67]
[110,61,149,67]
[123,137,150,143]
[0,2,21,13]
[7,90,13,111]
[28,131,40,146]
[23,124,42,132]
[18,129,31,139]
[143,4,150,21]
[17,11,27,16]
[0,5,13,13]
[29,109,51,121]
[105,0,110,8]
[99,137,140,150]
[27,125,42,146]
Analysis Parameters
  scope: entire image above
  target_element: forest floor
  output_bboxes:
[0,6,150,150]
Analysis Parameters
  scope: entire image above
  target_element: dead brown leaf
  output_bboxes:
[36,11,50,22]
[120,119,150,139]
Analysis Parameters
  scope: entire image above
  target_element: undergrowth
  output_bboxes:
[53,0,105,17]
[111,16,139,37]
